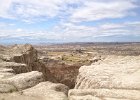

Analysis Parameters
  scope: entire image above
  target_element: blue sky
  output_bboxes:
[0,0,140,44]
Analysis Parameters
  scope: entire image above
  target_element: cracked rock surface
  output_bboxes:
[69,56,140,100]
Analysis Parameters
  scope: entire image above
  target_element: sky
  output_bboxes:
[0,0,140,44]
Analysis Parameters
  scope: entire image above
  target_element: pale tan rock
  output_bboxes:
[73,56,140,100]
[69,95,102,100]
[0,72,15,79]
[0,44,56,82]
[0,44,38,73]
[0,62,27,74]
[0,92,41,100]
[3,44,37,64]
[75,56,140,89]
[0,84,17,93]
[23,81,69,100]
[0,82,69,100]
[9,71,44,90]
[69,89,140,100]
[1,71,44,90]
[0,68,14,73]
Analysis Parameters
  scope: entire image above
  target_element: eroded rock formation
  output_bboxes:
[0,44,56,81]
[39,55,102,88]
[69,56,140,100]
[0,44,69,100]
[0,81,69,100]
[43,59,81,89]
[1,44,140,100]
[23,81,69,100]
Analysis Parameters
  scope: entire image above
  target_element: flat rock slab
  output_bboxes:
[23,81,69,100]
[69,89,140,100]
[0,62,28,74]
[0,84,17,93]
[0,68,14,73]
[0,71,44,91]
[0,92,41,100]
[8,71,44,90]
[0,82,69,100]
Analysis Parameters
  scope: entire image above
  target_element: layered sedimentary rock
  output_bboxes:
[0,71,44,92]
[0,62,27,74]
[0,44,54,92]
[75,56,140,89]
[1,71,44,90]
[44,59,81,89]
[2,44,37,64]
[0,44,56,81]
[69,56,140,100]
[0,82,69,100]
[40,55,102,89]
[0,44,69,100]
[0,44,37,73]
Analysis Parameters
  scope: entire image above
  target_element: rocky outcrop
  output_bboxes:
[1,71,44,90]
[2,44,37,64]
[0,62,27,74]
[69,56,140,100]
[0,81,69,100]
[1,44,140,100]
[0,44,56,82]
[23,81,69,100]
[0,71,44,92]
[0,44,37,72]
[0,44,69,100]
[0,44,55,92]
[75,56,140,89]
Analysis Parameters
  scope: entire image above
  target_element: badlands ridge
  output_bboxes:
[0,44,140,100]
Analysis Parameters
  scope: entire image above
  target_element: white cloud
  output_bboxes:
[0,22,15,29]
[70,0,138,22]
[16,28,23,32]
[13,0,64,18]
[52,21,140,40]
[0,0,139,42]
[0,21,140,41]
[0,0,138,22]
[98,21,140,36]
[0,0,13,19]
[0,0,78,22]
[100,23,124,29]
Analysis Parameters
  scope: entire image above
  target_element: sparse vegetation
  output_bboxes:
[35,42,140,66]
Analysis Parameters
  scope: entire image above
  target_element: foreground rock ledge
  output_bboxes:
[71,56,140,100]
[0,71,44,92]
[23,81,69,100]
[69,89,140,100]
[0,82,69,100]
